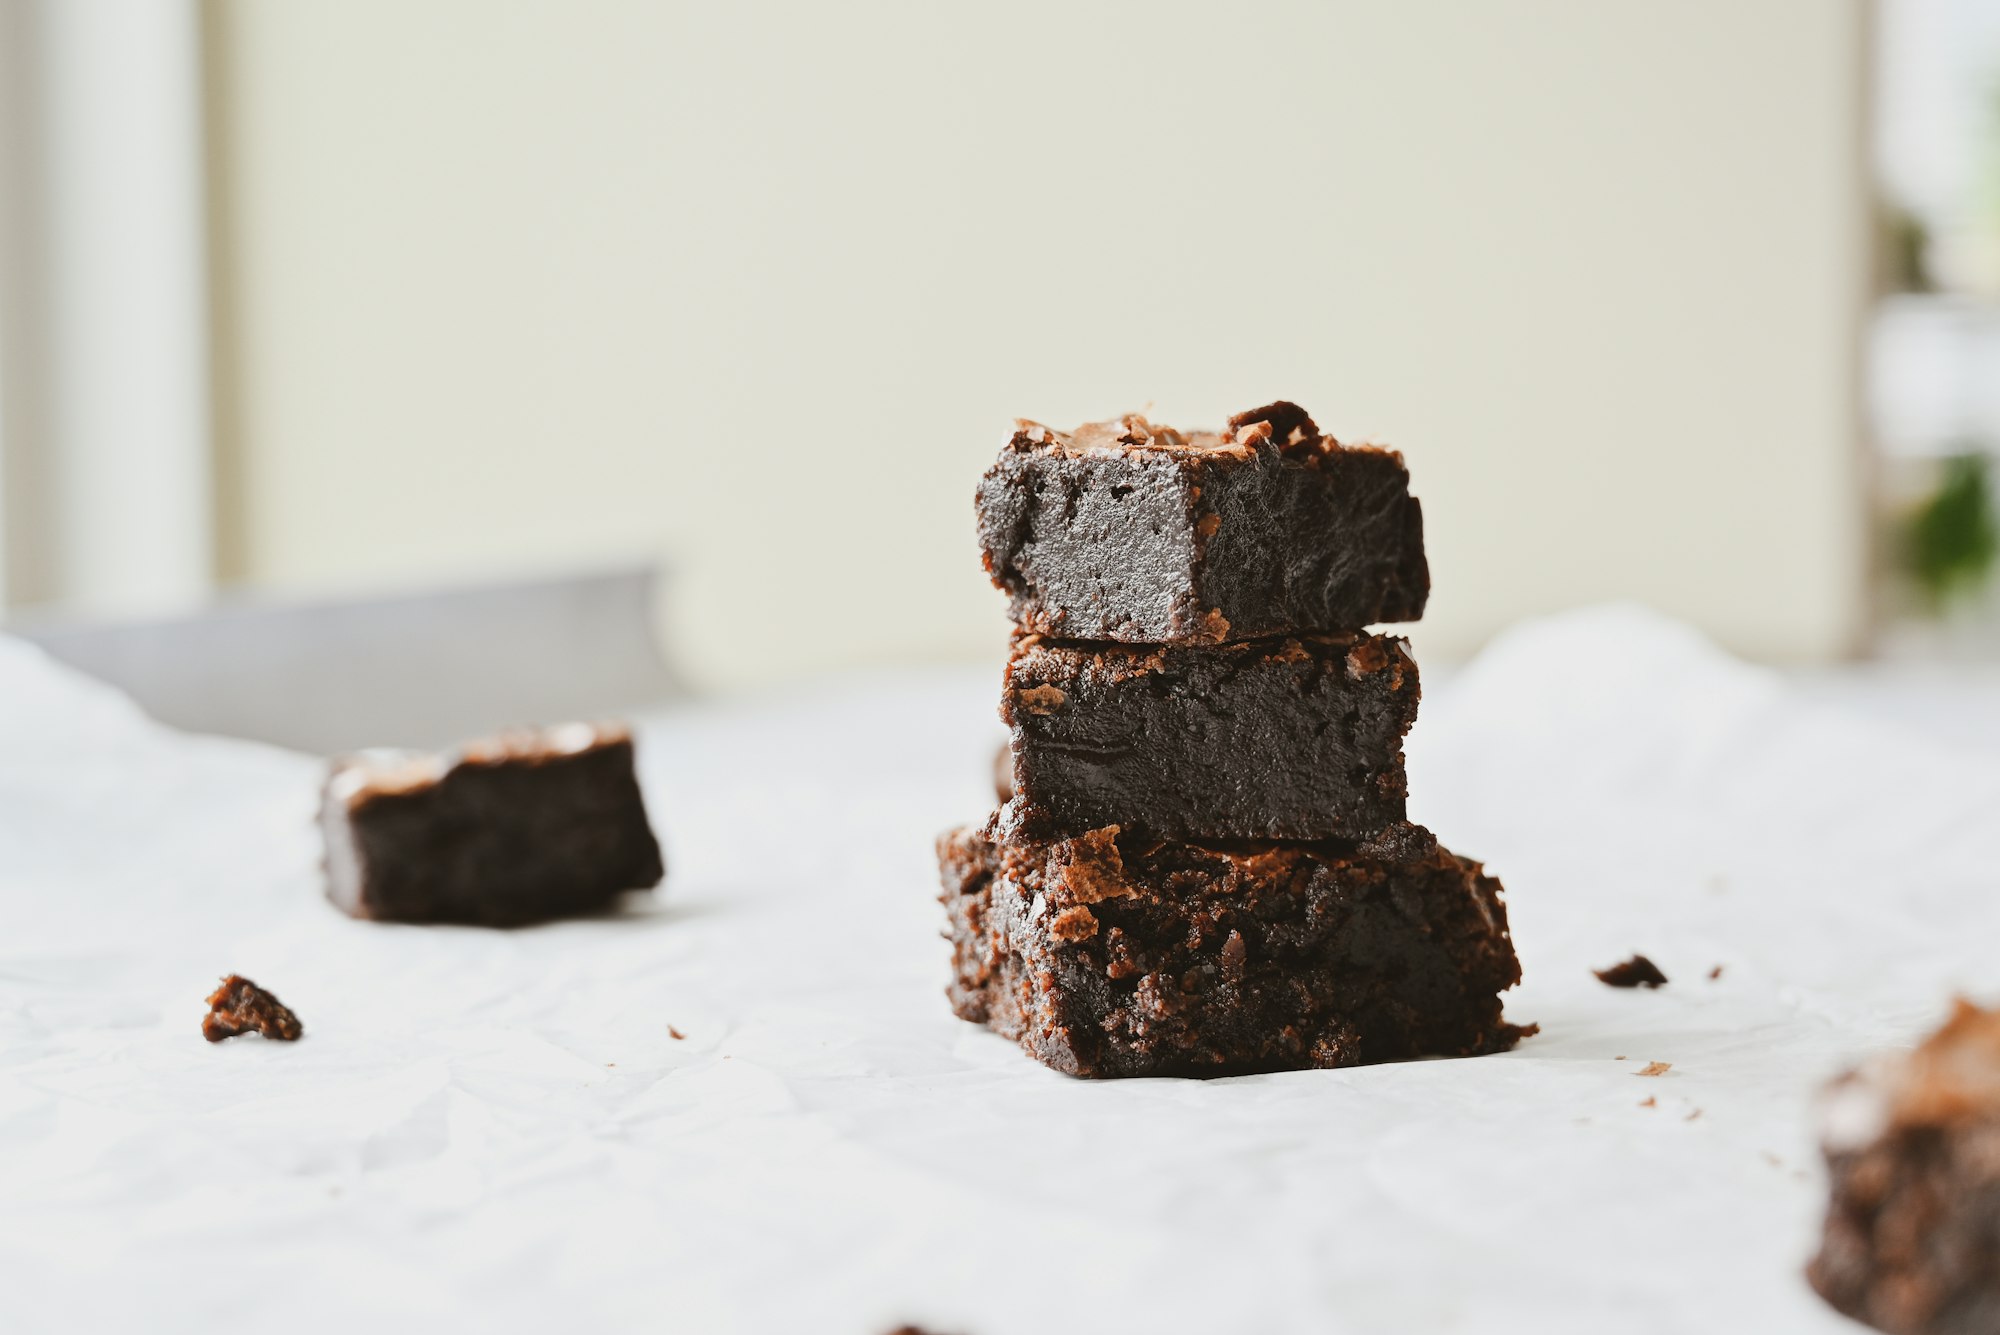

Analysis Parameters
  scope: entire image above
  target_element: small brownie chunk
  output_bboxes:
[976,401,1428,644]
[1000,630,1417,842]
[203,975,303,1042]
[1809,1000,2000,1335]
[938,819,1531,1079]
[1594,954,1669,988]
[321,723,664,927]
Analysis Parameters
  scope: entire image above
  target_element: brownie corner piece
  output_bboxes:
[1808,1000,2000,1335]
[937,820,1529,1079]
[322,722,664,927]
[974,401,1428,643]
[1000,630,1418,842]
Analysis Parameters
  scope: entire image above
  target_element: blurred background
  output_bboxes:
[0,0,1993,745]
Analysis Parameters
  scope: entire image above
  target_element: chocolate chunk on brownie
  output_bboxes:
[203,975,303,1042]
[1000,630,1417,842]
[321,723,664,926]
[938,819,1531,1079]
[976,401,1428,644]
[1809,1000,2000,1335]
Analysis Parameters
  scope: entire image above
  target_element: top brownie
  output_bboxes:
[976,400,1428,643]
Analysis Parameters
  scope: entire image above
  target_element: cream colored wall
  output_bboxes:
[204,0,1870,690]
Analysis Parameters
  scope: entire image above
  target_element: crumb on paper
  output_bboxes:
[669,1026,686,1040]
[1594,954,1669,988]
[1615,1055,1627,1061]
[1686,1108,1703,1122]
[1639,1096,1657,1108]
[202,975,303,1043]
[1636,1060,1672,1077]
[1708,964,1724,980]
[1763,1152,1783,1167]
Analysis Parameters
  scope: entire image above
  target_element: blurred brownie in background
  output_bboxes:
[321,723,664,927]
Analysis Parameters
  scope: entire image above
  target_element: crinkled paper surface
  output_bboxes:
[3,605,1995,1334]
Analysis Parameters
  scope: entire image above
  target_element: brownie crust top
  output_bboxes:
[1821,999,2000,1149]
[327,722,635,811]
[1006,400,1403,469]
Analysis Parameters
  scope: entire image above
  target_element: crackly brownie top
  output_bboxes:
[1822,1000,2000,1150]
[981,816,1456,911]
[325,722,633,809]
[1005,400,1401,469]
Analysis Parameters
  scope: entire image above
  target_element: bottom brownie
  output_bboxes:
[937,818,1531,1079]
[1807,1000,2000,1335]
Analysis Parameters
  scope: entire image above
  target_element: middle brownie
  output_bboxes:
[1001,630,1417,842]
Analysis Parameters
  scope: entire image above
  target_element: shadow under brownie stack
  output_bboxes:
[937,400,1533,1078]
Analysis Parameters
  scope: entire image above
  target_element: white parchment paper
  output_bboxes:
[2,605,1993,1334]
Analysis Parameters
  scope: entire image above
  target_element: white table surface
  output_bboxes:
[4,604,1996,1335]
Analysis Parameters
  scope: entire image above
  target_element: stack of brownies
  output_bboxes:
[937,401,1531,1078]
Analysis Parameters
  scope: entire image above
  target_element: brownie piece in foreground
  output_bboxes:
[1808,1000,2000,1335]
[938,819,1530,1079]
[1000,630,1417,842]
[321,723,664,926]
[976,401,1428,644]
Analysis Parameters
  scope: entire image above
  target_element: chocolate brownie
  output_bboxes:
[321,723,664,926]
[938,819,1531,1079]
[976,401,1428,644]
[1808,1000,2000,1335]
[1000,630,1417,842]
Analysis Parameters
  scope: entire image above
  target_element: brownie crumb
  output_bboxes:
[1639,1096,1657,1108]
[1594,954,1669,989]
[202,975,302,1043]
[1686,1108,1703,1122]
[1636,1060,1672,1077]
[668,1026,686,1041]
[1709,964,1724,980]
